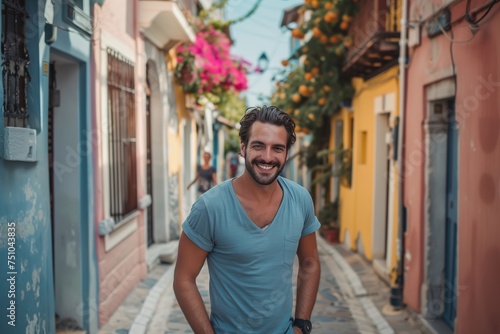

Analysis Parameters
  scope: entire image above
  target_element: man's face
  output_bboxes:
[241,121,288,185]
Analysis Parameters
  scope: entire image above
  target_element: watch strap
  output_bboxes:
[292,318,312,334]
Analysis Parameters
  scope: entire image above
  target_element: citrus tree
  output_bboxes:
[271,0,359,169]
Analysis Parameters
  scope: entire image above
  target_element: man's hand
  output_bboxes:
[293,327,302,334]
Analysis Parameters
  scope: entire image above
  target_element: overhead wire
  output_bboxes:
[436,0,499,100]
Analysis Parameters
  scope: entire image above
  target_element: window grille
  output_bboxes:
[2,0,30,127]
[107,48,137,221]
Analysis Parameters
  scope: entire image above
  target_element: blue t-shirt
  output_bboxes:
[182,176,320,334]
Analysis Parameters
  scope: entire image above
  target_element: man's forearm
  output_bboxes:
[173,279,214,333]
[294,256,321,319]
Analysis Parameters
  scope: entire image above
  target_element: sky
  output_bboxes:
[225,0,302,107]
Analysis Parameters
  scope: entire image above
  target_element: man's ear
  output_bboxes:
[240,145,245,157]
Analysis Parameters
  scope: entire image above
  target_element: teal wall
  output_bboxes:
[0,1,97,333]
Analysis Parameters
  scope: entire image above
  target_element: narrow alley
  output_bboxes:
[99,237,430,334]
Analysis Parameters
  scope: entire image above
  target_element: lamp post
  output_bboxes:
[251,51,270,74]
[245,52,287,106]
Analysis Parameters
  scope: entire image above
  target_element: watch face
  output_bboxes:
[294,319,312,334]
[304,321,312,333]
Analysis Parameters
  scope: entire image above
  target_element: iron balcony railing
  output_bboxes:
[343,0,401,79]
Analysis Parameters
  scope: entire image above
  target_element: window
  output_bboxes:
[345,117,354,187]
[107,48,137,221]
[2,0,30,127]
[359,131,367,165]
[68,0,83,9]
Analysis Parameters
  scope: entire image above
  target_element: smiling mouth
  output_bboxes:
[257,164,274,170]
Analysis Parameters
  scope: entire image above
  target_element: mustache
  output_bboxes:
[253,159,279,167]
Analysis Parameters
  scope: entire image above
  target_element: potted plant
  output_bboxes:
[317,199,340,243]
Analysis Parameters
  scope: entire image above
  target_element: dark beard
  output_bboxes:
[245,157,285,185]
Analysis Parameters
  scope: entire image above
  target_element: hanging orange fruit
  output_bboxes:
[311,0,320,8]
[342,14,353,22]
[291,29,305,39]
[312,27,322,38]
[292,94,301,103]
[304,72,313,81]
[299,85,311,97]
[343,36,353,47]
[281,59,289,66]
[323,85,331,92]
[318,97,326,106]
[311,67,320,75]
[324,2,333,10]
[324,11,338,23]
[340,21,349,30]
[329,35,340,44]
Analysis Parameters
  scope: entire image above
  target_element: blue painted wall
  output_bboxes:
[0,2,55,333]
[0,1,97,333]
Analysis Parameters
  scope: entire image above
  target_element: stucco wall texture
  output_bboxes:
[403,1,500,332]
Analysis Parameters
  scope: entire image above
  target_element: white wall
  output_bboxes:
[52,60,83,325]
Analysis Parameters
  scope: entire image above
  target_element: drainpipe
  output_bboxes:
[391,0,409,309]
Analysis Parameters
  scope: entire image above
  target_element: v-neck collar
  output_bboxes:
[229,177,285,232]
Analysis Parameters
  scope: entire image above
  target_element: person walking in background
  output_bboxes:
[174,105,321,334]
[187,151,217,195]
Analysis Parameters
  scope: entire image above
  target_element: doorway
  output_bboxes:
[443,99,458,328]
[373,112,395,269]
[48,52,84,330]
[145,63,154,247]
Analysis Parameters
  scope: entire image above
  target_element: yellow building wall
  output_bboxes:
[336,66,400,267]
[166,49,196,230]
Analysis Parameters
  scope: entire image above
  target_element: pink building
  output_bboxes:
[91,0,148,325]
[402,0,500,332]
[91,0,198,327]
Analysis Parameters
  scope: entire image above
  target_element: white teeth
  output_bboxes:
[257,164,273,170]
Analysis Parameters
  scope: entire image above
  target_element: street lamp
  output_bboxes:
[253,52,269,73]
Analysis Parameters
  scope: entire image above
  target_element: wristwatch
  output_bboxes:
[292,318,312,334]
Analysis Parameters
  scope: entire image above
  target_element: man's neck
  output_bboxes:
[234,174,281,201]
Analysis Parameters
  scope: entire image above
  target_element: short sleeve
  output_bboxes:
[181,198,215,252]
[301,189,321,237]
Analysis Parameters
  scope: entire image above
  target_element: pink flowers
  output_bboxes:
[175,22,249,98]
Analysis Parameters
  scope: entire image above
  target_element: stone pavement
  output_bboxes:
[99,235,432,334]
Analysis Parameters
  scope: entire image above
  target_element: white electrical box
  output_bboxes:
[3,126,37,162]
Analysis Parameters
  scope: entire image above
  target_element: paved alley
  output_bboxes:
[99,236,431,334]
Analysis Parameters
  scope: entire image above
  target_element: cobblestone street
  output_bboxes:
[99,236,430,334]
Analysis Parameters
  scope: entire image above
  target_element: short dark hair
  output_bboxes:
[239,105,296,150]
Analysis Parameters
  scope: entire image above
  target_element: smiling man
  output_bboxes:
[174,105,321,334]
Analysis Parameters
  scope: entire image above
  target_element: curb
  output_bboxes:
[317,236,395,334]
[129,265,176,334]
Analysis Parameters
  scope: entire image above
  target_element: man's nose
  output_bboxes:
[262,147,273,161]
